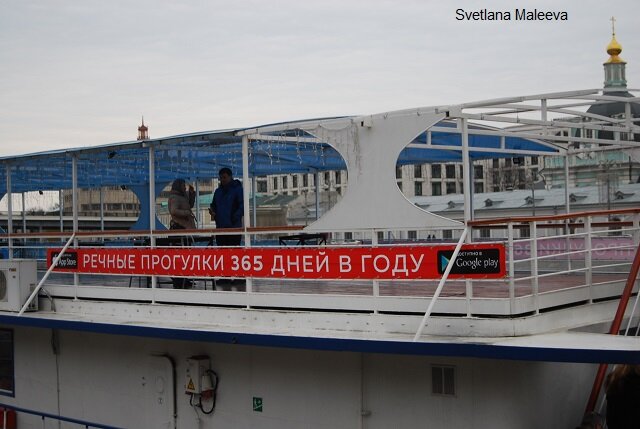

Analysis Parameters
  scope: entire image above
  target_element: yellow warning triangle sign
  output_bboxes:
[187,378,195,391]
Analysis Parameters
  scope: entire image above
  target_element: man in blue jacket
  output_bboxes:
[209,167,243,246]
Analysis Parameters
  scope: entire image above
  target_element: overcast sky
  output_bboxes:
[1,0,638,157]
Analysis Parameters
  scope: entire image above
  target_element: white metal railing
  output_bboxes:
[3,209,640,319]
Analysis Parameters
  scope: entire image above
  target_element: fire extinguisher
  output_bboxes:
[0,407,16,429]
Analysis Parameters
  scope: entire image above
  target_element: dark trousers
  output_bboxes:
[170,223,193,289]
[214,233,244,290]
[215,234,241,247]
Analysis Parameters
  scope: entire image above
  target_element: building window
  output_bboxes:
[324,172,330,185]
[303,174,308,188]
[474,165,483,180]
[396,166,402,179]
[415,182,423,196]
[474,182,484,194]
[443,230,453,240]
[344,232,353,240]
[431,164,441,178]
[273,177,278,190]
[414,165,423,178]
[335,171,341,185]
[292,175,298,188]
[282,176,288,189]
[531,156,539,165]
[0,329,14,396]
[445,165,456,179]
[446,182,456,194]
[520,225,530,238]
[480,228,491,239]
[257,180,267,193]
[377,231,384,242]
[408,230,417,240]
[432,365,455,396]
[432,183,442,196]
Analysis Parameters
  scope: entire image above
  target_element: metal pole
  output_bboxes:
[71,155,79,296]
[19,234,76,315]
[21,192,26,241]
[99,187,104,235]
[59,189,63,232]
[6,164,13,260]
[148,146,157,294]
[585,216,593,303]
[242,136,251,241]
[460,118,472,223]
[531,221,539,315]
[508,222,515,315]
[564,154,572,272]
[252,176,257,229]
[413,227,468,341]
[371,230,379,314]
[315,171,320,220]
[195,180,201,227]
[242,135,252,300]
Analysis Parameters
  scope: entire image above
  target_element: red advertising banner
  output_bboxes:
[47,244,506,280]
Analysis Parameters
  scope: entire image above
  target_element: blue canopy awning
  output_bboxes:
[0,119,560,194]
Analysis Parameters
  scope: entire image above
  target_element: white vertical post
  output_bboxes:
[242,135,252,300]
[315,171,320,220]
[371,230,379,314]
[59,189,64,232]
[541,99,548,133]
[585,216,593,303]
[460,118,474,317]
[508,222,515,314]
[6,164,13,260]
[460,118,472,223]
[564,154,572,272]
[148,145,157,295]
[21,192,26,243]
[252,176,257,229]
[72,155,79,297]
[530,221,539,314]
[195,180,201,227]
[99,187,104,235]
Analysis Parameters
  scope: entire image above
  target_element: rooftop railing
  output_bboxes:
[2,208,639,320]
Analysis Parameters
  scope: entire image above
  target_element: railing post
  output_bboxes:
[148,145,157,300]
[530,221,539,314]
[465,226,473,317]
[585,216,593,304]
[633,213,640,247]
[21,192,26,246]
[508,222,515,315]
[72,154,79,299]
[5,163,13,260]
[242,136,253,304]
[371,229,379,314]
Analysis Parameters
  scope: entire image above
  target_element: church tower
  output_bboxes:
[603,17,627,92]
[137,117,149,141]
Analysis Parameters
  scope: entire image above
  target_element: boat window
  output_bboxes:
[432,365,456,396]
[0,329,14,396]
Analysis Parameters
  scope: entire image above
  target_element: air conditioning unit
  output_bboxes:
[0,259,38,312]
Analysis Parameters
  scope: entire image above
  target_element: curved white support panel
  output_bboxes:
[302,110,461,232]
